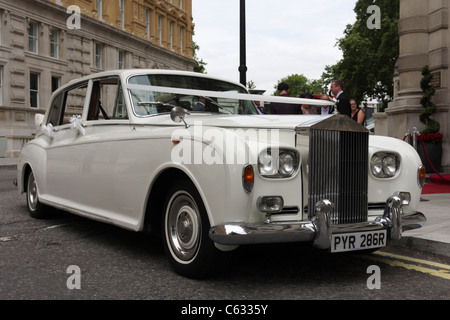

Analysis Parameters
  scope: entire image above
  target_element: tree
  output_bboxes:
[193,40,207,73]
[322,0,399,109]
[274,74,326,97]
[247,80,256,90]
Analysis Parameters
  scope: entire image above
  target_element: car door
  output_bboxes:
[69,76,128,218]
[43,80,91,206]
[44,77,129,220]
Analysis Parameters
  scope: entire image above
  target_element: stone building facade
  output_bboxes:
[374,0,450,171]
[0,0,195,157]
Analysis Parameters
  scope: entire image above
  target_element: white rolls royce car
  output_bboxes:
[17,69,426,278]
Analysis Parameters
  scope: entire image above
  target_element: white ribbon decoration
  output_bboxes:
[69,115,86,136]
[124,84,336,106]
[41,123,55,139]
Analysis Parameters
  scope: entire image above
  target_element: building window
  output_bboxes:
[158,15,162,46]
[146,8,150,40]
[0,66,3,105]
[0,12,2,45]
[51,76,60,92]
[28,21,39,53]
[169,21,173,50]
[179,26,183,54]
[30,72,39,108]
[119,0,124,29]
[179,0,182,10]
[95,42,103,69]
[50,28,59,59]
[97,0,102,19]
[118,50,125,69]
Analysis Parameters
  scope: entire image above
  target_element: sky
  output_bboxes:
[192,0,357,95]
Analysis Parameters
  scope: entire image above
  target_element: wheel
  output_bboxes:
[26,170,51,219]
[162,180,231,278]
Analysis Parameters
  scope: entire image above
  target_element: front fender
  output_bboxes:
[368,136,423,213]
[168,126,254,227]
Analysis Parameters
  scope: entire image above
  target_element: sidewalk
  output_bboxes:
[397,193,450,257]
[1,157,449,257]
[0,158,19,166]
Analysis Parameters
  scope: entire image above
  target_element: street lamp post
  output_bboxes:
[239,0,247,87]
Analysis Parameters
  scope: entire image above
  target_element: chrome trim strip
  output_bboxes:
[80,121,130,128]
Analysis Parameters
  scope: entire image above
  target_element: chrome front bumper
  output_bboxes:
[209,195,426,249]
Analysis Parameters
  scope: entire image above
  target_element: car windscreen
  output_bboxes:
[127,74,258,116]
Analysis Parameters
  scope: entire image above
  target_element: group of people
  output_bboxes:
[261,80,365,125]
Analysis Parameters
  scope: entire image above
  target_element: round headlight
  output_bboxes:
[371,152,400,178]
[370,154,383,176]
[259,149,299,178]
[258,152,276,176]
[279,152,295,176]
[383,155,397,176]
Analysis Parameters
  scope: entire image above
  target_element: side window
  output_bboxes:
[47,92,64,126]
[46,82,88,126]
[65,85,88,121]
[87,77,127,120]
[113,84,127,119]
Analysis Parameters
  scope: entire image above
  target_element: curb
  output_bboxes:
[0,159,18,166]
[391,236,450,258]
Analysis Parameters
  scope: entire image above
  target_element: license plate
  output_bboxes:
[331,230,387,253]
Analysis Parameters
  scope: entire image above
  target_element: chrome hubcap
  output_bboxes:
[167,193,201,262]
[28,173,38,210]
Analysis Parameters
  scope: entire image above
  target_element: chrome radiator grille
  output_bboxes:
[308,128,369,225]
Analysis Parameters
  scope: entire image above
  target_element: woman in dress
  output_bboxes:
[299,92,317,114]
[350,99,365,125]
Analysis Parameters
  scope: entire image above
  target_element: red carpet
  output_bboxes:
[429,174,450,185]
[422,183,450,194]
[422,174,450,194]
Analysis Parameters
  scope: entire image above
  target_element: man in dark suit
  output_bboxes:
[193,96,206,111]
[330,80,351,117]
[270,82,302,114]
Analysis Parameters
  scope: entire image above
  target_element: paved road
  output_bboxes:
[1,165,449,304]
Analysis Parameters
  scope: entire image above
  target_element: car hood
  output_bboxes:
[147,114,331,130]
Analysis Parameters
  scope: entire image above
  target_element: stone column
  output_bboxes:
[382,0,429,137]
[375,0,450,171]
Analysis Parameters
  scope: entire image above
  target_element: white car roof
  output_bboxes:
[64,69,246,90]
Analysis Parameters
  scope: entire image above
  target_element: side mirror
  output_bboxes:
[35,114,44,132]
[170,106,189,128]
